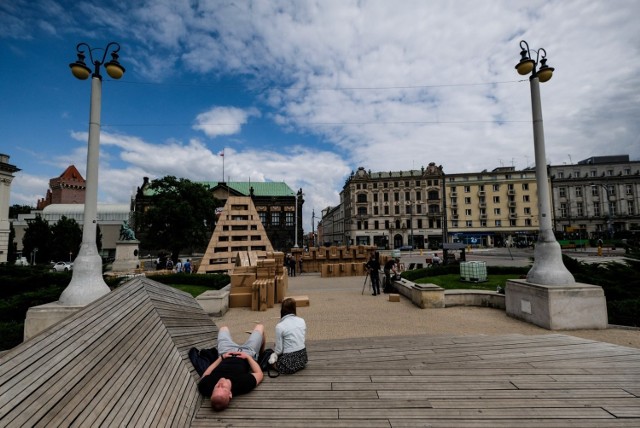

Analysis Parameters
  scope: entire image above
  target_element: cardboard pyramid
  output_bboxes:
[197,196,274,274]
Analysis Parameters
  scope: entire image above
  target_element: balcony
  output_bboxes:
[478,190,485,196]
[508,189,516,195]
[479,214,487,219]
[508,202,517,208]
[509,213,518,219]
[478,202,486,208]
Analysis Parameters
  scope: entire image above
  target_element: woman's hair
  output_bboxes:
[280,297,297,318]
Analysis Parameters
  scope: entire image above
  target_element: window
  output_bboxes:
[607,169,614,176]
[609,202,616,216]
[394,181,399,187]
[405,191,410,200]
[590,170,597,177]
[405,181,410,187]
[384,206,389,215]
[558,171,564,178]
[384,182,388,188]
[493,184,500,191]
[357,194,367,203]
[626,184,633,195]
[415,191,421,200]
[576,202,583,216]
[628,200,635,215]
[271,212,280,226]
[373,193,378,202]
[575,187,582,197]
[508,184,514,191]
[465,197,471,204]
[493,196,500,203]
[285,212,294,226]
[494,208,501,215]
[415,205,422,214]
[451,197,457,205]
[259,212,266,224]
[405,205,411,214]
[415,180,421,186]
[525,218,532,226]
[559,187,566,197]
[428,190,439,200]
[374,206,379,215]
[464,186,471,193]
[479,184,485,191]
[480,220,487,227]
[624,168,631,175]
[374,220,379,229]
[593,203,600,216]
[433,179,439,186]
[524,207,531,215]
[452,220,459,228]
[522,183,529,190]
[523,195,530,202]
[510,219,516,226]
[591,186,599,196]
[373,182,378,189]
[357,207,367,216]
[560,203,567,218]
[465,209,472,216]
[465,220,473,227]
[394,206,400,214]
[394,192,400,201]
[384,192,389,202]
[607,185,615,196]
[495,220,502,226]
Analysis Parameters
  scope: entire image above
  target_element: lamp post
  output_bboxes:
[60,42,125,305]
[515,40,574,285]
[590,183,614,238]
[293,189,303,248]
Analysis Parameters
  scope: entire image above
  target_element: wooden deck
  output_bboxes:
[1,278,639,427]
[194,334,640,427]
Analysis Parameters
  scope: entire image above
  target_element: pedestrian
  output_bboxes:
[366,253,381,296]
[298,257,303,275]
[289,256,296,277]
[184,259,192,274]
[175,259,183,273]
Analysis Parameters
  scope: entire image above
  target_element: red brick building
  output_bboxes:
[37,165,86,210]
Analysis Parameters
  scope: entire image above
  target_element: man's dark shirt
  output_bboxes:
[198,356,257,397]
[367,258,380,272]
[384,260,395,271]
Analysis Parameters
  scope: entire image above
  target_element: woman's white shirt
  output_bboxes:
[274,314,306,355]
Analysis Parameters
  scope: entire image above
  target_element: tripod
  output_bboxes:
[361,270,371,295]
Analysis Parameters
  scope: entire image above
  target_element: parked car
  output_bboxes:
[52,261,73,272]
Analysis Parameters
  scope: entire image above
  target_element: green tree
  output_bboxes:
[50,216,82,262]
[139,176,217,261]
[8,204,32,219]
[22,215,52,264]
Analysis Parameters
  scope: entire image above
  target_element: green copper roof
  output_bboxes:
[142,180,295,198]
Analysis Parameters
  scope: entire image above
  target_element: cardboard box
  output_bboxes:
[229,292,252,308]
[230,273,256,288]
[389,294,400,302]
[286,295,310,307]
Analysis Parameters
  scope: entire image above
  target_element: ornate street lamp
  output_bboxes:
[515,40,574,286]
[59,42,125,305]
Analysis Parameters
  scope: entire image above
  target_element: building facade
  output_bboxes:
[0,154,20,264]
[340,163,445,250]
[134,178,303,252]
[445,166,540,247]
[36,165,86,210]
[549,155,640,241]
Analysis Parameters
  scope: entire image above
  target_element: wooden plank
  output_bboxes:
[378,388,636,399]
[338,407,614,419]
[388,419,640,428]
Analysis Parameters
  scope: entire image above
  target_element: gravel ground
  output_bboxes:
[215,273,640,349]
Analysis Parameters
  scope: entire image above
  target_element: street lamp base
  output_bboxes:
[527,239,575,286]
[59,242,110,305]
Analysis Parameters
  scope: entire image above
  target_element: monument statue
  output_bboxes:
[119,220,136,241]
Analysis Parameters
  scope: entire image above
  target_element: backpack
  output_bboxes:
[257,349,280,378]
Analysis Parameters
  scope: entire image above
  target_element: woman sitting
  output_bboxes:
[272,297,308,374]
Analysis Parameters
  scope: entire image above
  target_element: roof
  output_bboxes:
[142,181,295,198]
[202,181,295,197]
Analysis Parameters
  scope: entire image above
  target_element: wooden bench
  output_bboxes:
[0,277,218,427]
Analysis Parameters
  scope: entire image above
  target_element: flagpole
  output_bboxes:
[221,148,225,183]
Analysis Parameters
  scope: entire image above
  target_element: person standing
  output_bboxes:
[184,259,192,274]
[366,253,381,296]
[383,258,398,293]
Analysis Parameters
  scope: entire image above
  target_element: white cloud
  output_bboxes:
[192,106,261,138]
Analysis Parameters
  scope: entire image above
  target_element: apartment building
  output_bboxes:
[340,163,445,250]
[445,166,539,247]
[549,155,640,240]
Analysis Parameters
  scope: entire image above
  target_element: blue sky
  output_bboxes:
[2,0,639,233]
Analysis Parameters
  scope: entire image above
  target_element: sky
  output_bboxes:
[2,0,640,233]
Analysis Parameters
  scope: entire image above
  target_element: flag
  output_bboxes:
[219,150,224,157]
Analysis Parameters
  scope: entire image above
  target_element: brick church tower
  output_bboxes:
[37,165,86,209]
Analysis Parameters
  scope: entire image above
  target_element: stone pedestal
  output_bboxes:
[24,302,83,340]
[196,286,230,317]
[505,279,608,330]
[111,240,140,273]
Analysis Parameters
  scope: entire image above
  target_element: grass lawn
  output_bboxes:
[415,274,524,291]
[169,284,212,297]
